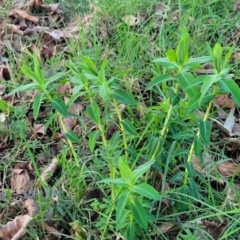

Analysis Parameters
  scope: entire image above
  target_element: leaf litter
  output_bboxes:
[1,1,240,239]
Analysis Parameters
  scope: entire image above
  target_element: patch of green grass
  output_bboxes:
[2,0,240,239]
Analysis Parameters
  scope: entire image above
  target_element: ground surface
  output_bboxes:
[1,0,240,239]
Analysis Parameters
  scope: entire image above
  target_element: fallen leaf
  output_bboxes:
[57,82,71,95]
[33,123,46,139]
[24,198,38,217]
[44,222,61,239]
[232,51,240,62]
[202,219,228,240]
[157,223,174,233]
[155,3,170,19]
[217,160,240,177]
[223,106,235,133]
[60,97,83,134]
[11,169,30,194]
[234,0,240,10]
[214,94,235,108]
[9,9,39,23]
[123,15,141,26]
[0,215,32,240]
[39,157,59,184]
[15,162,33,172]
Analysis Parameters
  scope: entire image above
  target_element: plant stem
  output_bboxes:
[151,83,179,160]
[58,114,80,168]
[183,85,218,185]
[113,99,128,161]
[45,91,81,168]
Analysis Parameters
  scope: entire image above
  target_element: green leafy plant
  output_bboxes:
[147,28,240,192]
[98,158,160,239]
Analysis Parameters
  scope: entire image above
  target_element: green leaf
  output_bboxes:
[177,72,197,97]
[146,74,175,90]
[152,58,178,69]
[166,50,177,62]
[86,102,100,124]
[132,183,161,200]
[112,89,136,105]
[33,93,44,120]
[186,93,200,114]
[97,178,128,186]
[194,136,202,156]
[118,158,134,184]
[33,53,44,86]
[176,39,185,65]
[213,43,222,73]
[46,72,65,86]
[9,83,40,95]
[182,28,189,63]
[199,94,215,106]
[116,192,130,223]
[173,130,194,140]
[185,162,194,178]
[68,61,80,75]
[52,98,68,117]
[65,130,80,143]
[116,210,129,231]
[88,130,99,152]
[130,199,148,229]
[184,56,213,69]
[185,75,206,89]
[83,57,98,76]
[223,47,234,68]
[170,90,180,106]
[0,99,11,112]
[127,222,135,240]
[133,160,155,181]
[199,120,211,145]
[99,82,109,100]
[21,65,39,84]
[121,119,137,136]
[200,75,221,99]
[218,79,240,107]
[67,91,84,109]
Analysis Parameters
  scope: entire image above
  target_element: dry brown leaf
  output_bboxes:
[4,24,24,35]
[214,94,235,108]
[40,157,59,184]
[192,155,225,184]
[60,97,83,134]
[0,85,6,95]
[217,160,240,177]
[234,0,240,10]
[44,222,61,239]
[57,82,71,94]
[123,15,141,26]
[157,223,174,233]
[155,3,170,19]
[11,169,30,194]
[81,13,94,24]
[9,9,39,23]
[33,123,46,139]
[202,219,228,240]
[24,198,38,217]
[0,215,32,240]
[232,51,240,62]
[15,162,33,172]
